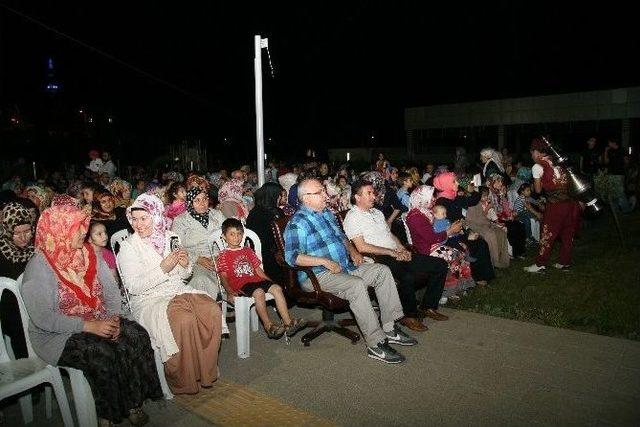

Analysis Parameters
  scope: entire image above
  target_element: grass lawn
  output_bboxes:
[454,209,640,341]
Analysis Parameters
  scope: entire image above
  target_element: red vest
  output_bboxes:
[536,158,571,202]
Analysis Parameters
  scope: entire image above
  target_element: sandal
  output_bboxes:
[284,318,307,338]
[128,407,149,426]
[266,323,285,339]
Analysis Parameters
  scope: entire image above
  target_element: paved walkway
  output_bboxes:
[3,307,640,426]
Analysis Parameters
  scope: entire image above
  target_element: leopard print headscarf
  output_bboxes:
[0,202,36,264]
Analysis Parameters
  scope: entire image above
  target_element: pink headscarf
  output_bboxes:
[218,178,245,205]
[126,193,168,255]
[218,178,248,218]
[408,185,436,223]
[433,172,457,200]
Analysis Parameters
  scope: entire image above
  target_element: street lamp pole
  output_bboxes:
[254,35,268,187]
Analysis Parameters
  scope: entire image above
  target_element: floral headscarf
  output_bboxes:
[278,173,298,195]
[35,205,106,319]
[218,179,244,204]
[51,194,80,208]
[109,178,132,208]
[362,171,386,205]
[408,185,436,224]
[25,185,52,212]
[186,174,210,193]
[433,172,458,200]
[126,193,168,255]
[0,202,37,264]
[186,187,209,229]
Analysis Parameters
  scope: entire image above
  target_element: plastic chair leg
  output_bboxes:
[66,367,97,427]
[45,385,52,418]
[47,366,74,427]
[250,305,259,332]
[154,351,174,400]
[221,299,230,335]
[234,297,251,359]
[17,394,33,424]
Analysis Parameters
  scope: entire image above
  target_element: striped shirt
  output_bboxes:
[284,206,355,284]
[513,195,526,213]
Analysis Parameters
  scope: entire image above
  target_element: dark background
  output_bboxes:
[1,1,639,164]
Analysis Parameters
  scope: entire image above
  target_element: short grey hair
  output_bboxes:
[297,178,320,203]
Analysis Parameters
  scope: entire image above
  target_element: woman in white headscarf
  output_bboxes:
[117,194,222,395]
[480,148,506,183]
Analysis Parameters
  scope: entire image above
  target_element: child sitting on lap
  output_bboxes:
[215,218,306,339]
[433,205,477,262]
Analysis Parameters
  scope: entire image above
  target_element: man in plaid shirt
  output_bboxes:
[284,178,418,364]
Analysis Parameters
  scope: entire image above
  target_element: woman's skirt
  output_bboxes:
[57,318,163,423]
[164,293,222,394]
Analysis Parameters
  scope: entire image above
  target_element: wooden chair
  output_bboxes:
[270,216,360,347]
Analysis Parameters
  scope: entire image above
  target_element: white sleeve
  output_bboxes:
[531,164,544,179]
[342,211,362,240]
[117,240,170,295]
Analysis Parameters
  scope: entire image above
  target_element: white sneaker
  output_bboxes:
[553,263,571,271]
[524,264,546,273]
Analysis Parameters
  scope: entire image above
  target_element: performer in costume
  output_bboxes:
[524,138,581,273]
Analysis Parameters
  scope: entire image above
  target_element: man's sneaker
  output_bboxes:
[553,263,571,271]
[385,325,418,346]
[524,264,546,273]
[367,340,406,364]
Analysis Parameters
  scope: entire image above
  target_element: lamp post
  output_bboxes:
[254,35,268,187]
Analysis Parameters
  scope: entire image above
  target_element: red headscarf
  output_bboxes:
[433,172,457,200]
[35,205,105,319]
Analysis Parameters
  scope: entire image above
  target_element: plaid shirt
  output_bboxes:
[284,206,355,284]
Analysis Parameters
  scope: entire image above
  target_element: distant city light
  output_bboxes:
[46,84,59,90]
[107,117,113,123]
[78,109,84,114]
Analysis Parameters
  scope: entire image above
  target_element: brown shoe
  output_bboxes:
[423,309,449,321]
[399,316,428,331]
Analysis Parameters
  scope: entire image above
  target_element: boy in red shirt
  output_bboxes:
[215,218,306,339]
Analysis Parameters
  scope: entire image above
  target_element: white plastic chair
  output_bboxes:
[210,227,274,359]
[0,277,73,427]
[110,228,132,311]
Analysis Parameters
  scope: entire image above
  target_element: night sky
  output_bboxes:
[1,1,639,158]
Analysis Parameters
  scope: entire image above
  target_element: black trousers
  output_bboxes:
[504,220,527,257]
[377,254,447,316]
[466,238,495,282]
[58,318,163,423]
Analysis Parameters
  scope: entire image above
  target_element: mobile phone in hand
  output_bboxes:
[169,236,181,252]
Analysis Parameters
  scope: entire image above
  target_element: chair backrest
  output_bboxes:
[112,235,132,311]
[110,228,130,255]
[269,216,302,294]
[400,213,413,246]
[210,227,263,263]
[0,276,35,361]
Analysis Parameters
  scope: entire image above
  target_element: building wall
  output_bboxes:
[406,87,640,158]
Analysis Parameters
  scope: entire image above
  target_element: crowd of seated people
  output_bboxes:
[1,139,637,424]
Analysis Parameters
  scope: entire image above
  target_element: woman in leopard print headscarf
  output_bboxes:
[0,201,37,359]
[0,201,37,278]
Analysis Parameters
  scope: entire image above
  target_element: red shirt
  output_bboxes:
[215,247,263,292]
